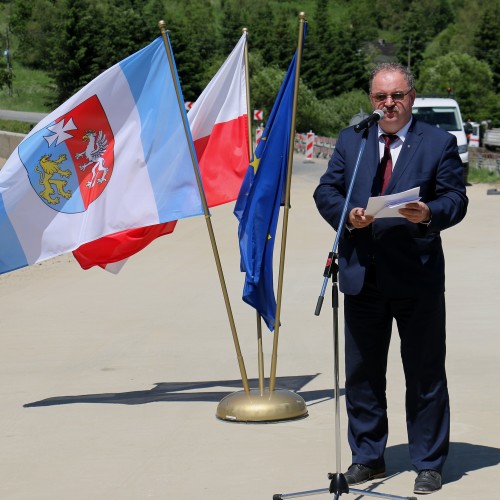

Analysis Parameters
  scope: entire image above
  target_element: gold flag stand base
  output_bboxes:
[216,389,308,423]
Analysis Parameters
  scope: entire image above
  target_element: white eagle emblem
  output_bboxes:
[75,129,109,187]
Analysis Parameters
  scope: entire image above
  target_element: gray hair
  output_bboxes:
[369,63,415,92]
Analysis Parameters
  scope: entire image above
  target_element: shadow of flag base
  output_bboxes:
[22,375,500,482]
[24,374,340,408]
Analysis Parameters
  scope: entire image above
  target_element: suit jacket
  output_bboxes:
[313,117,468,297]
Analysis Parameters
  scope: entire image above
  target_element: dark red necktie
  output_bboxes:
[380,134,398,194]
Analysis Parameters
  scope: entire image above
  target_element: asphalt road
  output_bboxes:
[0,109,47,123]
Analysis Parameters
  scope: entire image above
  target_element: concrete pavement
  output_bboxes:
[0,156,499,499]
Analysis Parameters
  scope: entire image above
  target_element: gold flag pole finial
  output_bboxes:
[157,20,250,395]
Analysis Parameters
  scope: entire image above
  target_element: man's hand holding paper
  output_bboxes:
[349,186,431,228]
[398,201,431,224]
[365,186,421,218]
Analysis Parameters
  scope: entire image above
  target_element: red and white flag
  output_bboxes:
[188,32,249,207]
[73,33,249,272]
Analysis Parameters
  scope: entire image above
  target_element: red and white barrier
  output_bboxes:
[256,125,263,145]
[305,130,314,160]
[294,131,336,159]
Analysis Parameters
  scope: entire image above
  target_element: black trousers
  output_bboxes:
[343,267,450,472]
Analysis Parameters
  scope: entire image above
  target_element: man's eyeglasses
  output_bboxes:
[370,89,413,102]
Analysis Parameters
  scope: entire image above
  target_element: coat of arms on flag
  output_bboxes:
[19,95,114,213]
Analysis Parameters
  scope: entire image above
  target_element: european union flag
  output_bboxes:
[234,43,301,331]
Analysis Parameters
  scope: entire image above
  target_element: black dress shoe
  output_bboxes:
[344,463,385,485]
[414,470,442,494]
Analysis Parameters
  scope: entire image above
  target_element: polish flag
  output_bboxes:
[73,33,249,272]
[189,32,249,207]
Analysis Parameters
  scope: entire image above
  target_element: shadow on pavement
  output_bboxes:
[383,442,500,484]
[24,373,340,407]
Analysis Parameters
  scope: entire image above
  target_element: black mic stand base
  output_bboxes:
[273,479,418,500]
[273,471,417,500]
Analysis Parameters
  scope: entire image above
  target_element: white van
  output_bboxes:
[411,97,468,169]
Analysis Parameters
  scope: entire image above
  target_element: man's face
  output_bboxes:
[370,70,416,134]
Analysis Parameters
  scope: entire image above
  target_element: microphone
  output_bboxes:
[354,109,384,133]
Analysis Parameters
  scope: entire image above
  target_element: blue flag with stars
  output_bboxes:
[234,32,303,331]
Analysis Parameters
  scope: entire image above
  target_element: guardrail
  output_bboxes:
[469,148,500,174]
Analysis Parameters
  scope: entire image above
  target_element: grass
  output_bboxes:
[0,119,34,134]
[468,166,500,184]
[0,63,54,113]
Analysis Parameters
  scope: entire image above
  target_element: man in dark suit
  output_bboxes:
[314,63,468,495]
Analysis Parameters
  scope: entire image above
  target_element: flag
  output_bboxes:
[74,221,177,273]
[0,37,204,275]
[189,32,249,207]
[234,41,301,332]
[72,33,249,271]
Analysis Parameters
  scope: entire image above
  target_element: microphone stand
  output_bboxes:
[273,128,416,500]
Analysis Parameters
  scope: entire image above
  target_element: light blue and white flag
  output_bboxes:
[0,37,203,275]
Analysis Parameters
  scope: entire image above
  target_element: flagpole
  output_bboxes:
[216,19,307,422]
[158,21,250,395]
[269,13,306,393]
[242,27,266,396]
[243,28,253,161]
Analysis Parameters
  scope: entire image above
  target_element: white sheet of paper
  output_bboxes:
[365,187,421,218]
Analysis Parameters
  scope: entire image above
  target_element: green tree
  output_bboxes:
[321,90,372,136]
[330,26,368,95]
[96,0,157,69]
[302,0,366,99]
[166,0,220,100]
[398,0,455,77]
[478,92,500,127]
[424,0,483,61]
[346,0,379,42]
[0,53,11,92]
[6,0,496,135]
[51,0,106,104]
[417,52,493,122]
[250,55,284,118]
[373,0,411,33]
[220,0,252,56]
[9,0,66,70]
[249,49,370,137]
[143,0,167,29]
[473,0,500,92]
[249,51,321,135]
[301,0,332,98]
[12,0,163,104]
[257,5,297,71]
